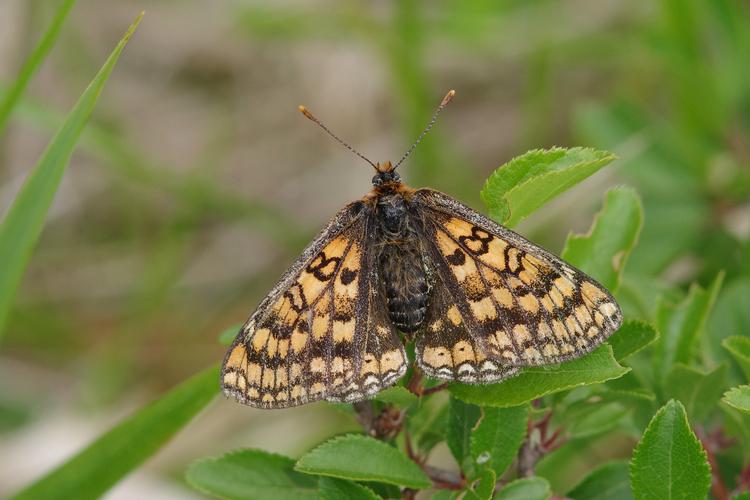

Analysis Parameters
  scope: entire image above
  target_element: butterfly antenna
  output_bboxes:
[394,89,455,170]
[298,105,378,171]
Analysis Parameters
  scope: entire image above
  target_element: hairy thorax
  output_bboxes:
[375,192,430,334]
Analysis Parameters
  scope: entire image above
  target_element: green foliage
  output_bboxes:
[12,364,219,500]
[481,148,616,227]
[470,405,527,478]
[567,461,632,500]
[723,385,750,414]
[187,449,319,500]
[561,187,642,292]
[494,477,551,500]
[664,364,728,421]
[295,434,432,488]
[630,400,711,500]
[723,336,750,382]
[449,345,629,407]
[607,321,658,361]
[0,0,76,135]
[0,12,143,340]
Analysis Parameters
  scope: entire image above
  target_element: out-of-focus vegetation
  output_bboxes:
[1,1,749,499]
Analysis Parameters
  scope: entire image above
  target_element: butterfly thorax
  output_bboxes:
[375,191,431,334]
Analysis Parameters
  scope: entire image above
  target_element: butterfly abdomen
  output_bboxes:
[379,242,430,333]
[375,192,431,334]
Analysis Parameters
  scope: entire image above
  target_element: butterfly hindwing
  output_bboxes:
[414,188,622,370]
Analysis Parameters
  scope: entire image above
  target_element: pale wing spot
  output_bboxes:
[298,273,328,307]
[480,239,508,270]
[452,341,475,364]
[575,305,593,327]
[581,281,608,302]
[494,330,514,350]
[310,357,325,373]
[447,305,462,326]
[275,392,288,402]
[507,247,520,272]
[332,319,354,342]
[275,368,288,388]
[429,319,444,331]
[291,385,305,399]
[261,367,275,388]
[422,346,450,368]
[554,277,576,298]
[361,355,379,375]
[247,362,262,384]
[290,363,303,382]
[587,326,600,338]
[549,287,565,307]
[444,218,475,238]
[381,350,405,373]
[312,314,328,340]
[524,347,543,362]
[226,345,247,370]
[310,382,325,395]
[331,356,345,374]
[512,324,532,344]
[278,339,289,359]
[600,302,618,318]
[492,287,515,308]
[552,320,569,341]
[470,296,497,320]
[540,295,555,313]
[247,387,260,399]
[266,335,279,357]
[291,331,308,353]
[223,372,237,386]
[542,343,560,356]
[518,293,540,314]
[235,375,246,391]
[251,328,271,352]
[262,394,274,404]
[376,325,390,338]
[537,321,553,341]
[593,310,606,327]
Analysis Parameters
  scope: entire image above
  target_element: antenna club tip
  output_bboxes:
[441,89,456,106]
[298,105,314,120]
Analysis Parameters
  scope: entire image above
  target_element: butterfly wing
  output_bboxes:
[413,188,622,379]
[221,202,406,408]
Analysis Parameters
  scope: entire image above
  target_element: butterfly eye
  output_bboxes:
[372,175,383,186]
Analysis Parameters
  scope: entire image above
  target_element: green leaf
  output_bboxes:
[409,396,449,453]
[450,345,629,407]
[607,320,658,362]
[630,400,710,500]
[218,323,243,346]
[0,12,143,340]
[318,477,381,500]
[0,0,76,135]
[464,468,496,500]
[562,186,643,291]
[567,460,632,500]
[565,402,629,439]
[470,405,527,477]
[664,363,728,422]
[723,385,750,414]
[447,397,481,476]
[186,449,318,500]
[295,434,431,489]
[481,147,616,227]
[494,477,551,500]
[722,336,750,382]
[653,273,724,384]
[374,386,419,407]
[12,363,219,500]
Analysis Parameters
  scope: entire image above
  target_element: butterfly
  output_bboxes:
[221,90,623,409]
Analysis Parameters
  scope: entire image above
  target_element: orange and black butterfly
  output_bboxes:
[221,91,622,409]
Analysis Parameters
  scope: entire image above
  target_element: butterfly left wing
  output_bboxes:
[222,202,407,408]
[412,188,622,377]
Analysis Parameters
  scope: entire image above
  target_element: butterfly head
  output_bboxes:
[372,161,401,186]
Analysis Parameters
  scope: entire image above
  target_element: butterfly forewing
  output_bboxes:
[414,189,622,369]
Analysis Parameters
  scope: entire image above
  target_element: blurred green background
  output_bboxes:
[1,0,749,497]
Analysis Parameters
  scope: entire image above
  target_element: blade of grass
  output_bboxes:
[0,12,143,340]
[11,363,220,500]
[0,0,77,136]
